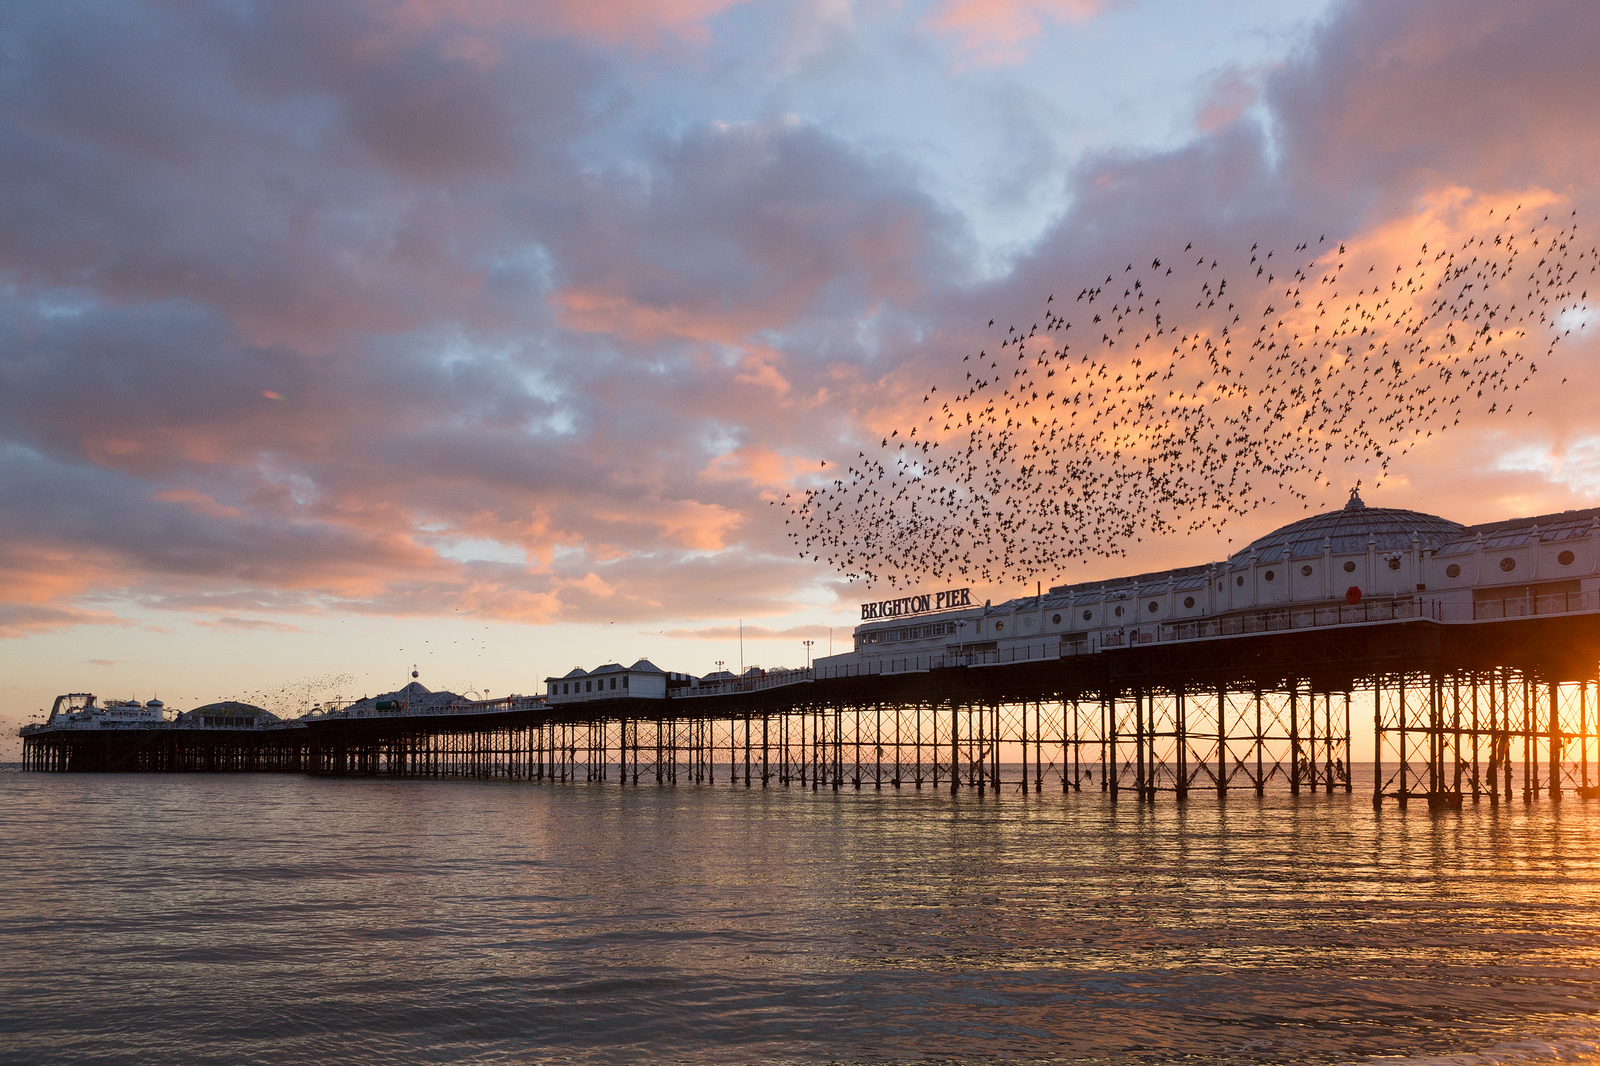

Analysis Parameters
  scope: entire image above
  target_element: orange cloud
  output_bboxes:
[635,499,744,552]
[704,446,811,487]
[551,285,767,344]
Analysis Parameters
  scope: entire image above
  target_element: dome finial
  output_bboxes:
[1345,483,1365,511]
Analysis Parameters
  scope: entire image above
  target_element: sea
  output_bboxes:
[3,764,1599,1065]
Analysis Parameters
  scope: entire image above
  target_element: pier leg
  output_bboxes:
[1108,693,1118,801]
[1217,685,1228,797]
[1290,684,1301,797]
[1373,683,1383,808]
[1550,680,1561,804]
[950,702,959,795]
[1583,681,1591,795]
[1524,677,1534,802]
[1134,691,1146,801]
[1254,689,1265,798]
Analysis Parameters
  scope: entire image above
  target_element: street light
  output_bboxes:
[802,639,815,671]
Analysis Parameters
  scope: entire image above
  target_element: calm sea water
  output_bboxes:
[3,766,1600,1065]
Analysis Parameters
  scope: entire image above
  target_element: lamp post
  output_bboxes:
[802,639,815,671]
[955,619,968,666]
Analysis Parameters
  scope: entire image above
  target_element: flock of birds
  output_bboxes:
[781,204,1594,588]
[240,671,358,716]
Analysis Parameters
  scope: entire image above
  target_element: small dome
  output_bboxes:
[1232,499,1465,564]
[189,701,269,716]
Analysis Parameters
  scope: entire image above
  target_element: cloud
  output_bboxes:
[0,603,124,639]
[659,622,835,641]
[926,0,1113,64]
[1,0,1597,644]
[196,617,305,633]
[1195,68,1260,134]
[372,0,754,50]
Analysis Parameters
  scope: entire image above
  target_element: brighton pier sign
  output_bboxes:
[860,587,972,621]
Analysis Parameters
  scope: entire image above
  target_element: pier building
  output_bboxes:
[820,490,1600,678]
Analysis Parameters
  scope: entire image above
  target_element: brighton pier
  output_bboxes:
[22,493,1600,809]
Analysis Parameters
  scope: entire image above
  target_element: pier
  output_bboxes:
[23,604,1600,808]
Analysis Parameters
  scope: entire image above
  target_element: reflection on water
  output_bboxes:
[2,766,1600,1064]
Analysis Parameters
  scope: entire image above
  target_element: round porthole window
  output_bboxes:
[1264,570,1275,582]
[1445,563,1461,579]
[1559,550,1576,566]
[1236,576,1245,587]
[1387,558,1401,571]
[1114,605,1124,617]
[1183,596,1195,608]
[995,621,1004,631]
[1343,560,1357,573]
[1052,613,1062,625]
[1301,565,1313,578]
[1148,601,1159,613]
[1500,557,1517,573]
[1082,609,1093,621]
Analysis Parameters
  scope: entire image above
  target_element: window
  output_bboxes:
[1114,605,1124,617]
[610,677,617,690]
[995,621,1004,631]
[1343,560,1357,573]
[1559,550,1576,566]
[1147,601,1159,613]
[1387,558,1401,571]
[623,676,629,689]
[1052,613,1061,625]
[1500,557,1517,573]
[1301,565,1313,578]
[586,680,592,692]
[563,683,569,694]
[1236,576,1244,586]
[1264,570,1275,582]
[1082,610,1093,621]
[1445,563,1461,578]
[1183,596,1195,609]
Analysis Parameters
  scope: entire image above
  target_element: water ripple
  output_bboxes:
[2,771,1599,1064]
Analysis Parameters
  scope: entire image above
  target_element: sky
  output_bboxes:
[3,0,1600,753]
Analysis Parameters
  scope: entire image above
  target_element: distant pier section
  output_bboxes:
[22,494,1600,807]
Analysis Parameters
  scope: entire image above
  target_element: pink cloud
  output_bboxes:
[1196,69,1260,133]
[927,0,1112,64]
[0,603,124,639]
[196,617,304,633]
